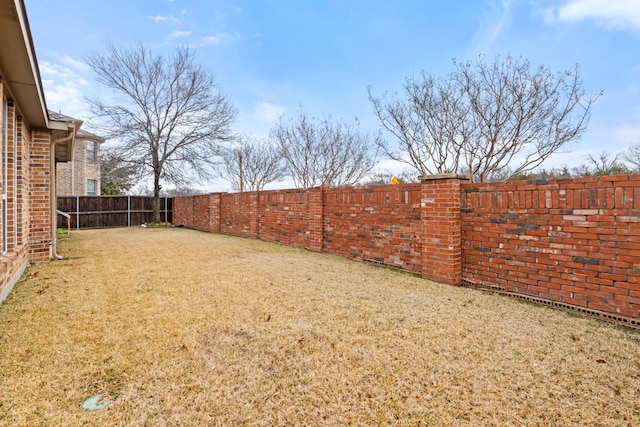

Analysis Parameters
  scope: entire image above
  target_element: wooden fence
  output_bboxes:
[56,196,172,229]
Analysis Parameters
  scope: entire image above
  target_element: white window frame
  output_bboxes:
[87,179,97,196]
[86,140,96,161]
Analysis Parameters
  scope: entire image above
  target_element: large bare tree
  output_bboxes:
[87,43,236,221]
[369,54,600,182]
[219,136,286,191]
[271,111,380,188]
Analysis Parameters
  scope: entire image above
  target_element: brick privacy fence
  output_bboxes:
[173,175,640,326]
[461,175,640,326]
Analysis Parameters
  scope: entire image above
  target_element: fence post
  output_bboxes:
[419,174,469,285]
[127,195,131,227]
[76,195,80,230]
[164,197,168,223]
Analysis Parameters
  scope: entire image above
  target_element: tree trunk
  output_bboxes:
[152,172,161,223]
[238,151,243,193]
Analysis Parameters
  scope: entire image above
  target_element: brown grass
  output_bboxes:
[0,227,638,426]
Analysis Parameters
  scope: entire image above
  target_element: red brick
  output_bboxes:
[176,174,640,322]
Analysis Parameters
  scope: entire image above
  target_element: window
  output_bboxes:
[87,179,97,195]
[87,140,96,161]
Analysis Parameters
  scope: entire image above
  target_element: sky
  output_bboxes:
[23,0,640,190]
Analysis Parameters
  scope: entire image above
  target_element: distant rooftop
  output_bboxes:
[77,128,105,142]
[47,110,82,124]
[47,110,103,141]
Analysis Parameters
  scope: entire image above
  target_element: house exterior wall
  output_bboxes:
[0,80,45,301]
[57,136,101,195]
[0,0,75,304]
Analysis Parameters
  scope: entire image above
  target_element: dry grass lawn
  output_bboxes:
[0,227,638,426]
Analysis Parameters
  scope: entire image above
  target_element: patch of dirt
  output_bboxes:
[0,227,638,426]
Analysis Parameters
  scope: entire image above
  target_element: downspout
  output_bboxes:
[51,131,74,260]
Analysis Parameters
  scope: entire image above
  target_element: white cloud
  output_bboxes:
[610,122,640,146]
[40,59,89,84]
[60,55,90,73]
[40,60,92,119]
[468,0,514,54]
[149,15,167,22]
[169,30,192,39]
[253,102,286,125]
[201,33,239,46]
[234,102,287,138]
[543,0,640,31]
[542,120,640,170]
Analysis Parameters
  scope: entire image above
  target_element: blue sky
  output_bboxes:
[24,0,640,187]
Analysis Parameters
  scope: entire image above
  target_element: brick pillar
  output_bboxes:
[420,174,469,285]
[208,193,222,233]
[307,186,324,252]
[29,129,53,262]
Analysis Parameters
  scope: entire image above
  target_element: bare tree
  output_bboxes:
[624,144,640,173]
[219,137,286,191]
[587,151,630,176]
[271,111,380,188]
[369,54,600,182]
[571,163,593,178]
[87,43,236,222]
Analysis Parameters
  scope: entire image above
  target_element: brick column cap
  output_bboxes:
[418,173,471,182]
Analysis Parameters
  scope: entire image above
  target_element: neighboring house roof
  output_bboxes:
[48,111,104,143]
[47,110,78,163]
[48,110,82,124]
[77,129,105,143]
[48,111,108,161]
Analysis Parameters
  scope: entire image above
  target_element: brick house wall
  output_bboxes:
[28,129,53,263]
[0,93,30,299]
[0,0,79,303]
[0,82,61,300]
[57,132,102,196]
